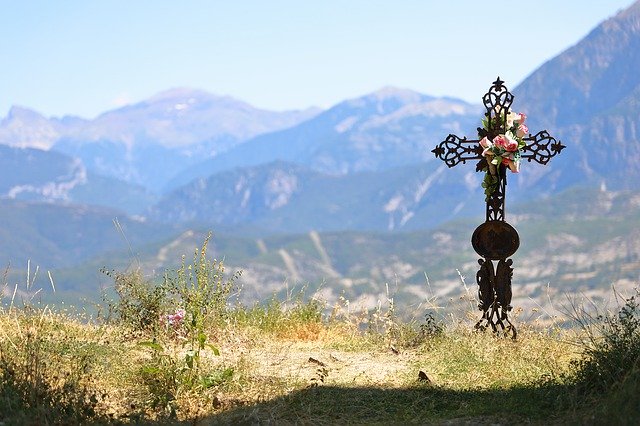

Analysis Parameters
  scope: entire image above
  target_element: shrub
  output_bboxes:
[102,268,170,336]
[573,290,640,393]
[570,289,640,422]
[130,234,240,418]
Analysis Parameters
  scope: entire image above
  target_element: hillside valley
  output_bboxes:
[3,188,637,322]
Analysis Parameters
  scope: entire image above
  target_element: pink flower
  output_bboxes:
[503,133,519,152]
[517,113,526,124]
[506,112,526,128]
[507,159,520,173]
[492,135,507,149]
[493,134,519,151]
[479,137,494,156]
[166,308,186,326]
[516,123,529,138]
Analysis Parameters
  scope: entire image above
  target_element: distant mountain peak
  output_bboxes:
[146,87,233,104]
[0,106,60,150]
[368,86,427,103]
[618,0,640,20]
[5,105,47,121]
[514,0,640,128]
[336,87,435,117]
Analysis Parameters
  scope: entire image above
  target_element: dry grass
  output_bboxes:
[0,302,579,424]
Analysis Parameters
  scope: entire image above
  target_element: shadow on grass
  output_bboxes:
[204,381,573,425]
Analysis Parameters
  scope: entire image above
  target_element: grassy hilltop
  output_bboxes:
[0,239,639,425]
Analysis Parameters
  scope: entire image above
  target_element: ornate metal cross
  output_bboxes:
[432,77,565,338]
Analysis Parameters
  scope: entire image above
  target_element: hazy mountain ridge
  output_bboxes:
[166,88,482,189]
[0,89,321,192]
[0,145,156,214]
[60,88,321,149]
[149,160,485,233]
[0,199,176,269]
[0,106,69,150]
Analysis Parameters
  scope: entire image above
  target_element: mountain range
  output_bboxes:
[514,0,640,191]
[1,90,320,192]
[1,1,639,308]
[148,160,483,233]
[0,145,157,215]
[164,88,481,189]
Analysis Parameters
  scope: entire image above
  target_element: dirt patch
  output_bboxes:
[241,340,423,389]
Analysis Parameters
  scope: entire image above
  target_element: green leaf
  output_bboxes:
[206,343,221,356]
[200,367,234,388]
[140,365,161,374]
[139,341,164,352]
[198,332,207,349]
[185,353,194,369]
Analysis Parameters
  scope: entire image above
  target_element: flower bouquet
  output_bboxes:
[478,108,528,200]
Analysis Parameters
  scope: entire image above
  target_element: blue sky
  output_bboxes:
[0,0,634,119]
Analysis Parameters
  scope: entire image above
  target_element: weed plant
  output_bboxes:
[102,234,242,419]
[102,267,170,336]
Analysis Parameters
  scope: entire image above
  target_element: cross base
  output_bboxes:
[474,258,517,339]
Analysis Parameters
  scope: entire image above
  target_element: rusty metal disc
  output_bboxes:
[471,220,520,260]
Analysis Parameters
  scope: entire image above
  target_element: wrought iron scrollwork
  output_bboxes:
[476,258,494,312]
[431,134,483,168]
[474,257,516,339]
[495,259,513,312]
[522,130,567,165]
[481,77,514,137]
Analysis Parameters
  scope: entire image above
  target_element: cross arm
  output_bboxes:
[521,130,566,165]
[432,134,484,168]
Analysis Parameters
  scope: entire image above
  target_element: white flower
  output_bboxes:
[506,111,520,128]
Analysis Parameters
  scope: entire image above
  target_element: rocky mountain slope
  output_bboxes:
[0,145,156,214]
[144,188,640,312]
[0,89,320,191]
[148,160,483,232]
[26,187,639,313]
[514,0,640,192]
[166,88,481,189]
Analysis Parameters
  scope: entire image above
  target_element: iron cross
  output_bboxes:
[432,77,565,338]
